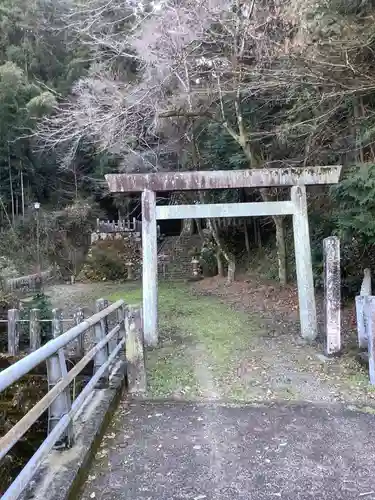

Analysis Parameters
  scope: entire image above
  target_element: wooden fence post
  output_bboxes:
[30,308,41,351]
[47,308,72,448]
[125,306,146,394]
[8,309,20,356]
[74,308,85,357]
[94,298,109,388]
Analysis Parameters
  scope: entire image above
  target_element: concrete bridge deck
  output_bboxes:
[79,400,375,500]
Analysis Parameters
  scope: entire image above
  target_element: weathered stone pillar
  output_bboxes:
[142,189,158,346]
[357,269,372,349]
[291,185,317,341]
[364,296,375,385]
[323,236,341,355]
[361,268,371,296]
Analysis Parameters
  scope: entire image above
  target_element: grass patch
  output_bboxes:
[109,283,265,400]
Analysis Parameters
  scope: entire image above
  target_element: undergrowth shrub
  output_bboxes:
[80,238,140,281]
[20,292,53,343]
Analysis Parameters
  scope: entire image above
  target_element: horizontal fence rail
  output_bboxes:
[3,268,54,293]
[0,298,128,500]
[0,300,124,391]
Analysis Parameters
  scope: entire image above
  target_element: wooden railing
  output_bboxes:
[3,269,54,293]
[96,218,141,233]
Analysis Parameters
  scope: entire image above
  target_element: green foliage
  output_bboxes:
[332,166,375,246]
[0,0,94,226]
[21,292,53,342]
[0,200,100,276]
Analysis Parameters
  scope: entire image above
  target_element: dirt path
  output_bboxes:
[44,282,128,316]
[192,276,372,406]
[43,278,373,406]
[42,282,129,352]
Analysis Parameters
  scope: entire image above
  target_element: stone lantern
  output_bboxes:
[191,257,200,277]
[126,262,135,281]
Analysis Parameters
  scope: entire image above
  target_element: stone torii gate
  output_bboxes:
[106,167,342,346]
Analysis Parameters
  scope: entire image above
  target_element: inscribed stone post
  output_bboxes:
[142,189,158,346]
[357,269,372,349]
[291,186,317,341]
[364,296,375,385]
[323,236,341,355]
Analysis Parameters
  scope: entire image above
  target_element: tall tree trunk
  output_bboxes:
[354,99,364,164]
[227,253,236,285]
[244,220,251,257]
[273,215,287,285]
[208,218,236,284]
[217,250,224,277]
[20,168,25,218]
[260,188,287,285]
[8,144,14,226]
[199,192,236,283]
[182,218,194,235]
[196,218,205,241]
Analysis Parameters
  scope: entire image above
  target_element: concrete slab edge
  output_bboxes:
[21,358,127,500]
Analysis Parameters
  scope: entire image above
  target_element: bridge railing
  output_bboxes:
[0,298,127,500]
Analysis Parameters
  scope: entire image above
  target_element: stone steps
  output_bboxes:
[158,234,202,280]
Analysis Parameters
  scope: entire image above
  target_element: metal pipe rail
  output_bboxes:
[0,299,123,391]
[0,298,126,500]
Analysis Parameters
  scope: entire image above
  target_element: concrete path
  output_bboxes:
[80,401,375,500]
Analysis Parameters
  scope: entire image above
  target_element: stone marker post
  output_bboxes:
[323,236,341,355]
[364,296,375,385]
[357,269,372,349]
[356,295,366,349]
